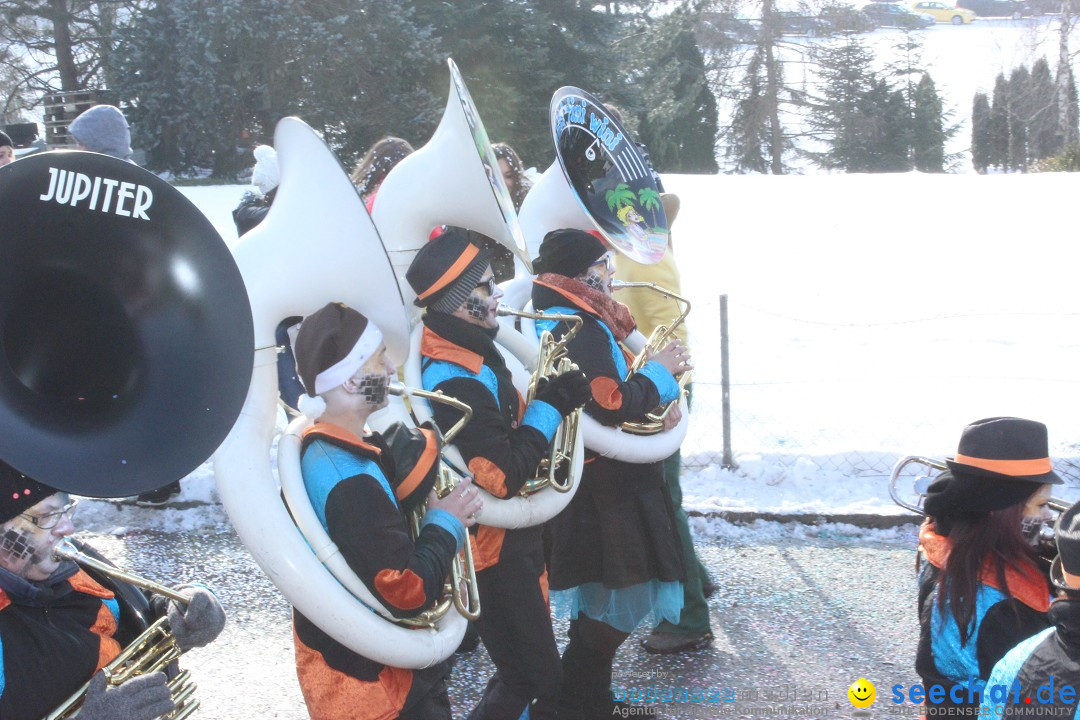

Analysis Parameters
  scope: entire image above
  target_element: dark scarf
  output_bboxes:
[422,312,521,421]
[0,560,79,607]
[535,273,636,341]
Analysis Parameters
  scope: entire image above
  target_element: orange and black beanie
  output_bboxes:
[407,227,491,313]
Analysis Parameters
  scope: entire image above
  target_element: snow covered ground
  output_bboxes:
[77,168,1080,538]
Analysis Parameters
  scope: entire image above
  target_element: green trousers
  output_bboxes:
[653,448,712,635]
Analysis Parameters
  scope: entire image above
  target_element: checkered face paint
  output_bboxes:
[356,372,389,405]
[0,525,35,564]
[465,292,489,321]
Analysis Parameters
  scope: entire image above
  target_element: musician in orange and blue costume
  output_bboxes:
[530,228,689,719]
[406,228,590,720]
[916,417,1059,716]
[0,461,225,720]
[291,301,482,720]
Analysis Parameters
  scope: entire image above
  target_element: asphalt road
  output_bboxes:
[78,522,922,720]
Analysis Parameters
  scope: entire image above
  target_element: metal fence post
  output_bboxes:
[720,294,736,469]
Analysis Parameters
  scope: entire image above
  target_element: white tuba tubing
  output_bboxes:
[504,304,688,464]
[215,355,464,670]
[215,116,462,670]
[402,323,582,529]
[517,160,595,254]
[372,59,531,307]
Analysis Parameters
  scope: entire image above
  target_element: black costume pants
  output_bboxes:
[558,614,631,719]
[468,545,562,720]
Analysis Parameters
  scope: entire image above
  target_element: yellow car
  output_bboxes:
[910,1,978,22]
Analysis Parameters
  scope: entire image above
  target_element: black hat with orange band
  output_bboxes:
[924,417,1061,528]
[406,227,492,313]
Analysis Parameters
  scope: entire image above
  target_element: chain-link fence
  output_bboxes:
[680,296,1080,486]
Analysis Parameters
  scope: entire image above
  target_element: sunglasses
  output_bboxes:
[590,252,616,273]
[474,276,497,296]
[20,499,79,530]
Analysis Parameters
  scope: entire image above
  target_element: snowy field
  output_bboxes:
[75,167,1080,539]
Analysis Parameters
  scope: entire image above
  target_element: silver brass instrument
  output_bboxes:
[46,541,198,720]
[496,307,584,495]
[888,455,947,514]
[610,280,692,435]
[389,383,481,624]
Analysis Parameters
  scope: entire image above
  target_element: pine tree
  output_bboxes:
[1027,58,1059,161]
[1007,65,1030,172]
[912,73,946,172]
[632,5,720,173]
[805,36,881,172]
[726,47,771,173]
[971,92,992,173]
[987,73,1009,171]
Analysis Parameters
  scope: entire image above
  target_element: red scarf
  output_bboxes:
[535,273,636,341]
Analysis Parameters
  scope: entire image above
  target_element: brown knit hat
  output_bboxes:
[0,459,56,524]
[294,303,382,397]
[406,227,491,312]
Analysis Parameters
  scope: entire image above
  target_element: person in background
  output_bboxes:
[615,194,714,656]
[351,136,414,213]
[67,105,133,162]
[0,460,226,720]
[917,417,1059,715]
[487,142,529,283]
[0,131,14,167]
[232,144,280,237]
[291,301,482,720]
[982,499,1080,717]
[531,228,689,718]
[491,142,532,212]
[406,229,590,720]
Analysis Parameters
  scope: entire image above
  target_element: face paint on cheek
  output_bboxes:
[581,269,608,293]
[356,373,389,404]
[0,527,37,565]
[1021,515,1047,545]
[465,294,489,321]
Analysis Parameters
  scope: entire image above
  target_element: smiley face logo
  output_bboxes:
[848,678,876,709]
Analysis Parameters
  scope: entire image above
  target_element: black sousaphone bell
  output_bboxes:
[0,152,252,497]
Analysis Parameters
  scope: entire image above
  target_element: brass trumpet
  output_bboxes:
[610,280,692,435]
[388,383,481,624]
[496,306,584,495]
[46,541,199,720]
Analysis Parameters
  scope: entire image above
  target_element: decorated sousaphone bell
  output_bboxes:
[0,152,253,497]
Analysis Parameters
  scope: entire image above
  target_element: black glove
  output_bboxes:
[77,671,174,720]
[534,369,591,417]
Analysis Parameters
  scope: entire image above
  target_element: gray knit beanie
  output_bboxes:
[68,105,133,161]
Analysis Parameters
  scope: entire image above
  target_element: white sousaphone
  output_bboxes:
[509,86,689,464]
[369,59,583,529]
[214,116,468,669]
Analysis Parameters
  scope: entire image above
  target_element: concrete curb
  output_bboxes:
[688,509,922,529]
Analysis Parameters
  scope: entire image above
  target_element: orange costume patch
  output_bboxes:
[590,376,623,410]
[294,629,412,720]
[374,568,427,611]
[468,456,508,497]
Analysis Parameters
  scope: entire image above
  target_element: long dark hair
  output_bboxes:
[935,501,1041,644]
[351,136,414,199]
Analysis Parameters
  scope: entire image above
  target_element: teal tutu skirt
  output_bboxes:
[551,579,684,633]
